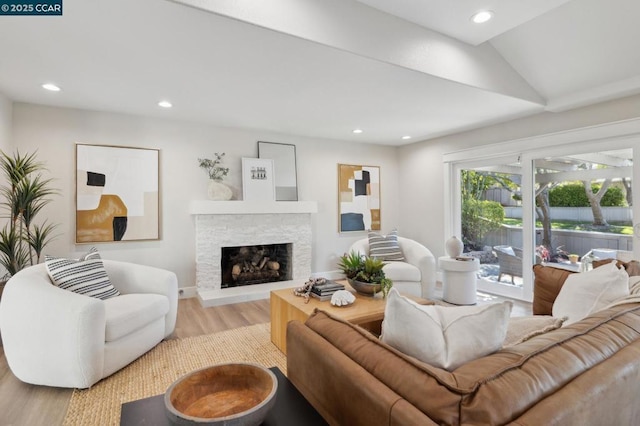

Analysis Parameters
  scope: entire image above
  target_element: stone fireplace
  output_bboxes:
[190,200,317,306]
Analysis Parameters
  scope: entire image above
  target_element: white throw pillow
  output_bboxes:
[381,288,512,370]
[552,260,629,324]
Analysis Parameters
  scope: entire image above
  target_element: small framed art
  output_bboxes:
[242,157,276,201]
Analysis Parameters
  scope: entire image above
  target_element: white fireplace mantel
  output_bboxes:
[189,200,318,215]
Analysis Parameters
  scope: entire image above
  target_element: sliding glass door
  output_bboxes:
[446,134,639,302]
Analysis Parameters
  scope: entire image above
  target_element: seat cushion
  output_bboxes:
[383,261,421,282]
[104,294,170,342]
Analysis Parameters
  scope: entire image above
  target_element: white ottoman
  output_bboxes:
[439,256,479,305]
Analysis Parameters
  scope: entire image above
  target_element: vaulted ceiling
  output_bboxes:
[0,0,638,145]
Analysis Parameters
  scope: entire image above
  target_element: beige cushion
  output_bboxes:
[381,288,512,370]
[552,260,629,325]
[382,261,421,282]
[104,294,169,342]
[502,315,566,348]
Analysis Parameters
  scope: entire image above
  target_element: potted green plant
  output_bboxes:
[337,250,393,297]
[0,151,58,296]
[198,152,232,200]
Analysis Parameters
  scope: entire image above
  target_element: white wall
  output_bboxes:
[11,103,400,289]
[398,93,640,259]
[0,93,12,152]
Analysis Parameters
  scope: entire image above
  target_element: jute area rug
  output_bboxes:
[63,323,286,426]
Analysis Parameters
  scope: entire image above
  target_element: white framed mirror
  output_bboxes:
[258,141,298,201]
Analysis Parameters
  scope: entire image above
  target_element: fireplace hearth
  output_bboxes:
[221,243,292,288]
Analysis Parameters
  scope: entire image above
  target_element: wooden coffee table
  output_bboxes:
[270,283,429,354]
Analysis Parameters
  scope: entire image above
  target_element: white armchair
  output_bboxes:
[0,260,178,389]
[349,237,436,299]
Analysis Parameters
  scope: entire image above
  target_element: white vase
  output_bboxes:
[207,180,232,201]
[445,236,463,258]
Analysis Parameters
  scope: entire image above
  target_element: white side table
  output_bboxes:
[438,256,479,305]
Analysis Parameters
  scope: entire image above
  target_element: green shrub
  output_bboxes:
[462,199,504,249]
[548,184,625,207]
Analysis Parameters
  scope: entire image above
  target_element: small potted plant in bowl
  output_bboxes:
[337,251,393,297]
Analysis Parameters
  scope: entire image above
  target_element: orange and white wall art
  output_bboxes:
[338,164,381,233]
[76,144,159,243]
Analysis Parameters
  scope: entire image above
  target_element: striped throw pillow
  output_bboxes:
[45,248,119,300]
[368,229,405,261]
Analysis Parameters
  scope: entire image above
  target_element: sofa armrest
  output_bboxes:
[398,237,437,299]
[0,266,105,388]
[287,319,437,426]
[103,260,178,337]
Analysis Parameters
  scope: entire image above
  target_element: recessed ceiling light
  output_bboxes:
[402,135,412,140]
[158,100,172,108]
[352,129,363,134]
[471,10,493,24]
[42,83,61,92]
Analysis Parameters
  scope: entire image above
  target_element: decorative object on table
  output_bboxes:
[310,279,345,301]
[165,363,277,426]
[330,289,356,307]
[337,250,393,297]
[242,157,275,201]
[445,235,464,258]
[293,277,344,303]
[198,152,232,201]
[338,163,381,232]
[258,141,298,201]
[568,254,579,264]
[76,144,159,243]
[0,150,59,280]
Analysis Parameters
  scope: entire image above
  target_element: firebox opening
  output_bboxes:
[221,243,293,288]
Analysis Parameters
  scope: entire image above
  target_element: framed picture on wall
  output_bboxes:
[258,141,298,201]
[76,144,160,243]
[338,164,381,233]
[242,157,276,201]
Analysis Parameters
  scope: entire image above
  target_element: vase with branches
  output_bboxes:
[0,151,58,279]
[198,152,229,181]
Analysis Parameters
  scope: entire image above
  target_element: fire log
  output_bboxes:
[267,261,280,271]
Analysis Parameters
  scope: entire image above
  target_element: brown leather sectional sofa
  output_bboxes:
[287,299,640,425]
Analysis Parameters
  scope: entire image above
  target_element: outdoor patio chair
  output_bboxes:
[493,245,523,284]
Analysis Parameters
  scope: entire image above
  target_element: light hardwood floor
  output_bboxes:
[0,291,530,426]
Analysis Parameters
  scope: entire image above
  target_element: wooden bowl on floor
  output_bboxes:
[164,363,277,425]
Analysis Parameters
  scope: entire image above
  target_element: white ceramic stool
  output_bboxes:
[438,256,479,305]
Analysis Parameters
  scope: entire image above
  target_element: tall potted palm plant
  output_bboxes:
[0,151,58,297]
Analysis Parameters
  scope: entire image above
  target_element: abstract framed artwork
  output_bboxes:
[242,157,276,201]
[76,144,159,243]
[338,164,381,232]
